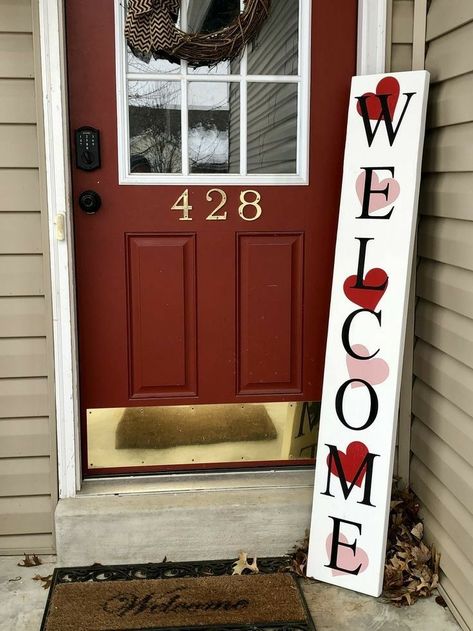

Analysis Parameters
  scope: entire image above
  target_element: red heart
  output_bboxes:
[326,441,369,487]
[343,268,388,311]
[356,76,400,120]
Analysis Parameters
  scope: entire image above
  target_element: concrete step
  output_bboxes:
[55,470,314,566]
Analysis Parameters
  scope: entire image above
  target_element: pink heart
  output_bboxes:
[355,170,400,213]
[346,345,389,388]
[325,533,369,576]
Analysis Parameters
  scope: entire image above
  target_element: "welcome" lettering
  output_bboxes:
[307,71,429,597]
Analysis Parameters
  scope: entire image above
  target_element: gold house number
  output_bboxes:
[171,189,262,222]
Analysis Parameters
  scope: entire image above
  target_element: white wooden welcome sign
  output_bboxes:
[307,71,429,597]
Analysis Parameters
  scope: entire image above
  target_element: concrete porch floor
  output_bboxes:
[0,554,461,631]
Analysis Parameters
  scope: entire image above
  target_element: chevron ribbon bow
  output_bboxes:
[125,0,271,66]
[125,0,182,58]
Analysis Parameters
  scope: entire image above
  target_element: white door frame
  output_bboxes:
[37,0,388,499]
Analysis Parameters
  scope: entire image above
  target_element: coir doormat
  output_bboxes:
[115,404,278,450]
[41,558,315,631]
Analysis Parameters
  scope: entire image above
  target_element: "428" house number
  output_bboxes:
[171,189,262,222]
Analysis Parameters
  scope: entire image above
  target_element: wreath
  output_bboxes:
[125,0,272,67]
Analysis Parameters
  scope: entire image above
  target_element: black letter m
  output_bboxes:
[322,444,379,507]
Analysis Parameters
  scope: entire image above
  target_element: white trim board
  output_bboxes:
[38,0,80,498]
[38,0,388,499]
[357,0,388,75]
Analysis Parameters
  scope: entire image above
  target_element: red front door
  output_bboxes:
[66,1,357,474]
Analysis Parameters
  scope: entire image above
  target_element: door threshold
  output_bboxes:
[79,467,315,497]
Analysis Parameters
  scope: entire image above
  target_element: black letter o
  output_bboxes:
[335,379,378,430]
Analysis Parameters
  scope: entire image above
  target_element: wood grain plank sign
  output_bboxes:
[307,71,429,597]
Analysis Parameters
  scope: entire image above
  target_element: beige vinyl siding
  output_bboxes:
[0,126,38,168]
[0,297,47,337]
[0,418,51,457]
[0,170,40,210]
[391,0,473,627]
[390,0,414,71]
[0,0,33,32]
[0,0,57,555]
[388,0,416,484]
[0,213,43,252]
[0,255,45,296]
[0,79,36,123]
[0,34,34,79]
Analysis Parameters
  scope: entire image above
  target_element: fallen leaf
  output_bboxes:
[33,574,53,590]
[436,595,448,608]
[382,481,441,607]
[18,553,42,567]
[411,523,423,540]
[284,481,440,608]
[282,530,310,577]
[8,577,21,582]
[232,552,259,575]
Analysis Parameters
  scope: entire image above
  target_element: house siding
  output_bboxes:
[390,1,473,628]
[0,0,57,555]
[390,0,414,71]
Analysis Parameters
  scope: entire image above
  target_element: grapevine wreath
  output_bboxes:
[125,0,272,66]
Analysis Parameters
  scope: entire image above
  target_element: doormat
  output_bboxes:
[115,404,278,449]
[41,558,315,631]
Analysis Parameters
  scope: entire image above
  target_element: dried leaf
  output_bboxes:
[382,481,440,607]
[281,529,311,577]
[33,574,53,590]
[8,577,21,582]
[232,552,259,575]
[411,522,423,540]
[283,481,440,608]
[18,553,42,567]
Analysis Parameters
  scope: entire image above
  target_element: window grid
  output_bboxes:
[116,0,310,185]
[180,0,189,175]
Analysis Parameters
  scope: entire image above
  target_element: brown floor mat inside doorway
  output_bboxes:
[41,559,315,631]
[115,404,278,449]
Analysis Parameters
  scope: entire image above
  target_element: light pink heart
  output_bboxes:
[346,344,389,388]
[356,170,400,213]
[325,533,369,577]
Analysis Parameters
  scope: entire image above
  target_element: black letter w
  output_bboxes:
[356,92,415,147]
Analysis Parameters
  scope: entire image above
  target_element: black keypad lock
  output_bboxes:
[75,126,100,171]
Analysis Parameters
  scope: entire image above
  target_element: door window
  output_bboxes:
[116,0,309,184]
